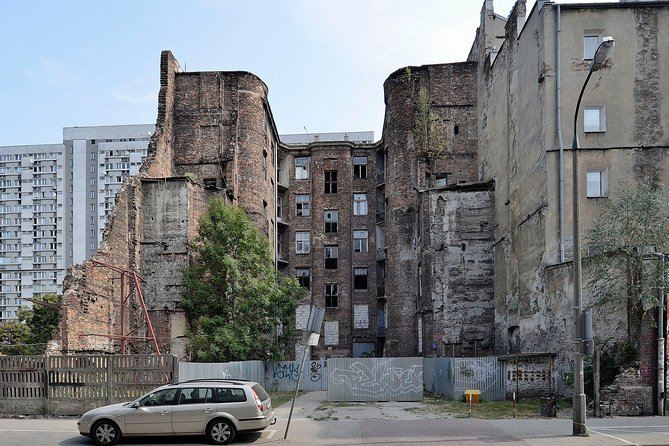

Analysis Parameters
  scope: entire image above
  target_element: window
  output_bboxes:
[203,178,217,189]
[583,33,601,60]
[324,245,338,269]
[587,169,608,198]
[296,268,310,289]
[353,193,368,215]
[139,388,178,407]
[295,157,310,179]
[454,125,460,135]
[325,170,337,194]
[215,387,246,403]
[295,231,310,254]
[354,268,368,290]
[177,387,213,405]
[296,194,310,216]
[435,173,448,188]
[277,195,283,220]
[353,156,368,179]
[324,210,338,233]
[584,106,605,132]
[325,283,338,308]
[353,230,368,253]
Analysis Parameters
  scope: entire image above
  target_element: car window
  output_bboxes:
[215,387,247,403]
[138,388,178,407]
[177,387,212,405]
[252,384,270,401]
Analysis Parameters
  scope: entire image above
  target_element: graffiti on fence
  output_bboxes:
[310,361,322,382]
[272,362,300,381]
[455,359,499,392]
[330,360,422,399]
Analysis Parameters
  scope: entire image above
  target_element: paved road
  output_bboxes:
[1,392,669,445]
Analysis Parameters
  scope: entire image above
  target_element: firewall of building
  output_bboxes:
[58,0,669,376]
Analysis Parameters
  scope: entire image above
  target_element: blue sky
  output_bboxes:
[1,0,597,146]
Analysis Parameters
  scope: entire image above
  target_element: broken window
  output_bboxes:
[295,231,310,254]
[354,268,368,290]
[353,193,368,216]
[353,156,368,179]
[295,157,310,180]
[296,268,310,290]
[324,210,338,233]
[353,230,368,253]
[324,245,338,269]
[296,194,310,216]
[325,283,338,308]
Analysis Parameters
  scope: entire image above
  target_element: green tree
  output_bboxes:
[586,178,669,347]
[182,198,303,362]
[0,320,31,355]
[0,294,60,355]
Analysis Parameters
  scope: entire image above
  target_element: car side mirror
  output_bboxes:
[131,401,140,409]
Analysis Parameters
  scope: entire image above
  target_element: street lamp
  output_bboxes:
[571,36,615,437]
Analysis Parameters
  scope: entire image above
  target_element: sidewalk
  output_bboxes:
[274,391,669,445]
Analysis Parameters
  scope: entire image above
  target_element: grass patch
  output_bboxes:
[421,393,572,419]
[269,391,306,408]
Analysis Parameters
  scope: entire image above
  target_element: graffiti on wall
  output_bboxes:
[329,359,423,400]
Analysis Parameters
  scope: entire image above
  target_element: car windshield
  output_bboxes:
[138,388,178,406]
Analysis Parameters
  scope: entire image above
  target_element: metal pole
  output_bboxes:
[569,36,614,436]
[571,57,596,439]
[284,344,309,439]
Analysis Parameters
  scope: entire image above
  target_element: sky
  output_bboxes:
[1,0,605,146]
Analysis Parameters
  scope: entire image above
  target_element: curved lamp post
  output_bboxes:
[571,36,614,437]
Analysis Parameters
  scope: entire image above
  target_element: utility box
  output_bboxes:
[464,389,481,403]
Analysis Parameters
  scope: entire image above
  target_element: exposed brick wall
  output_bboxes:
[382,62,479,357]
[58,51,278,356]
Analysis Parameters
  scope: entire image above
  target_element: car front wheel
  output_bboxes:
[92,420,121,446]
[207,418,235,445]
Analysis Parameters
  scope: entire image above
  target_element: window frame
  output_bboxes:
[295,230,311,254]
[353,156,368,179]
[583,33,602,60]
[324,170,338,194]
[325,283,339,308]
[353,230,369,253]
[583,105,606,133]
[324,209,338,233]
[324,245,339,269]
[354,267,368,290]
[296,267,311,290]
[586,169,608,198]
[353,193,368,216]
[295,194,310,217]
[295,157,310,180]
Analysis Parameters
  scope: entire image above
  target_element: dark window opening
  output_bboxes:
[354,268,368,290]
[325,283,338,308]
[325,170,338,194]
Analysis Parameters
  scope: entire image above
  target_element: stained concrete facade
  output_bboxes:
[469,0,669,400]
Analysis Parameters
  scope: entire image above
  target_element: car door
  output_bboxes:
[124,388,177,435]
[171,387,213,434]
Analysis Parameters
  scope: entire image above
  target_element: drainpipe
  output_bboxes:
[659,253,666,415]
[556,4,565,263]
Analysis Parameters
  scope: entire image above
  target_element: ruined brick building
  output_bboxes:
[58,0,669,409]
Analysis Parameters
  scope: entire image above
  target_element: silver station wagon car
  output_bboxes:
[78,379,275,445]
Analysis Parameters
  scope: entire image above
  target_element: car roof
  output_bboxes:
[172,379,256,387]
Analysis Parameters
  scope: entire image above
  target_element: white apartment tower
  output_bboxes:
[0,144,65,322]
[0,124,153,322]
[62,125,153,266]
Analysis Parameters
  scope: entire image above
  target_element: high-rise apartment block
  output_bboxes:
[0,125,153,321]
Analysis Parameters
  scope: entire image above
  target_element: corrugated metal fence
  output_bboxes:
[327,357,423,402]
[0,354,178,416]
[424,357,506,401]
[179,359,328,392]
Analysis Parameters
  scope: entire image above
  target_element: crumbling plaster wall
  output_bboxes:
[421,185,495,356]
[382,62,480,356]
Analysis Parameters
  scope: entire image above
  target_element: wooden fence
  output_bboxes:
[0,354,178,416]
